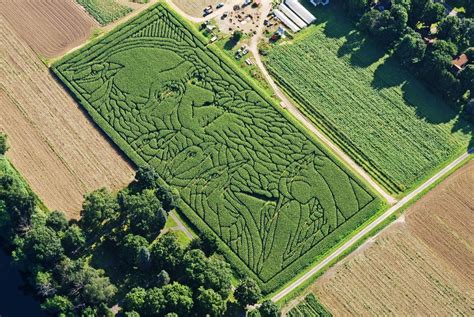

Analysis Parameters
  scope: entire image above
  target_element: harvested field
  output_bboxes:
[53,4,382,292]
[0,0,98,58]
[0,17,135,218]
[311,161,474,316]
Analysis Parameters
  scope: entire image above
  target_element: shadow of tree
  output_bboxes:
[371,55,466,126]
[349,38,386,68]
[223,37,239,51]
[337,31,364,58]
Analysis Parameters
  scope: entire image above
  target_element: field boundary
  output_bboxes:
[271,149,472,302]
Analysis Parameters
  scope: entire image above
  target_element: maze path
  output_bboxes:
[54,4,381,290]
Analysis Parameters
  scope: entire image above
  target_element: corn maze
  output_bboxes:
[53,4,381,292]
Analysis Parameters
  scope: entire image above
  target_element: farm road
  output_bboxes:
[167,0,396,204]
[271,149,472,302]
[169,211,194,239]
[247,1,396,204]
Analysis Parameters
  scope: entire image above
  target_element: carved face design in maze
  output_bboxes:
[63,24,374,282]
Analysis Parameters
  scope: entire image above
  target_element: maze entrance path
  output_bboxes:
[53,3,382,292]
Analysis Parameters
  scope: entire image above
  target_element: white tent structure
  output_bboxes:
[273,9,301,33]
[278,3,308,29]
[285,0,316,24]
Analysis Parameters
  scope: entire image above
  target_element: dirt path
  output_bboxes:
[272,150,471,303]
[0,17,135,218]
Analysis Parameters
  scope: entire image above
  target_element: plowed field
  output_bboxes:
[0,0,98,58]
[0,17,134,218]
[312,161,474,316]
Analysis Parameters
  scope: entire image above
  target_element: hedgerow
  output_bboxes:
[265,9,472,195]
[76,0,132,25]
[53,3,382,293]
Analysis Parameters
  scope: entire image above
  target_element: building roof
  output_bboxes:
[285,0,316,24]
[279,3,308,29]
[274,9,301,32]
[452,54,469,70]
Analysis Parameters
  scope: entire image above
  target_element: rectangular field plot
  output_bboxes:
[53,4,381,292]
[266,9,472,195]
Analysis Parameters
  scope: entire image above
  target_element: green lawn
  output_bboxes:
[53,3,382,293]
[76,0,132,25]
[265,7,472,195]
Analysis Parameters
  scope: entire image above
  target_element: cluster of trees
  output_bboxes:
[0,147,281,317]
[340,0,474,114]
[0,132,8,155]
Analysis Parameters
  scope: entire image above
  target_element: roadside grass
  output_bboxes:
[265,6,472,196]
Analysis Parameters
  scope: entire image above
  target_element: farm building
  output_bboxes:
[285,0,316,24]
[311,0,330,6]
[278,3,307,29]
[452,54,469,73]
[273,0,316,32]
[273,9,301,33]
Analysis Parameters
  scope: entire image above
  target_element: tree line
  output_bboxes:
[0,134,280,317]
[339,0,474,116]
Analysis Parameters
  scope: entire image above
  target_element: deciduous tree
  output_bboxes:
[234,277,261,307]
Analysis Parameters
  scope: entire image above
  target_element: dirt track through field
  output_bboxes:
[0,17,134,218]
[0,0,98,58]
[311,161,474,316]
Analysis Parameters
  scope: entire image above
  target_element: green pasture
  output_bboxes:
[265,7,472,195]
[53,3,381,293]
[76,0,132,25]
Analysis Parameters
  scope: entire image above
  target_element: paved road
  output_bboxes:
[271,150,472,302]
[169,210,194,239]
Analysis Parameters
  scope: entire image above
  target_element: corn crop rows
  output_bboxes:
[266,15,471,194]
[76,0,132,25]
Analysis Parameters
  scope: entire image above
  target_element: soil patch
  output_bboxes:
[1,0,98,58]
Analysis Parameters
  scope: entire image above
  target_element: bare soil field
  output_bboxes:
[306,161,474,316]
[0,17,134,218]
[0,0,98,58]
